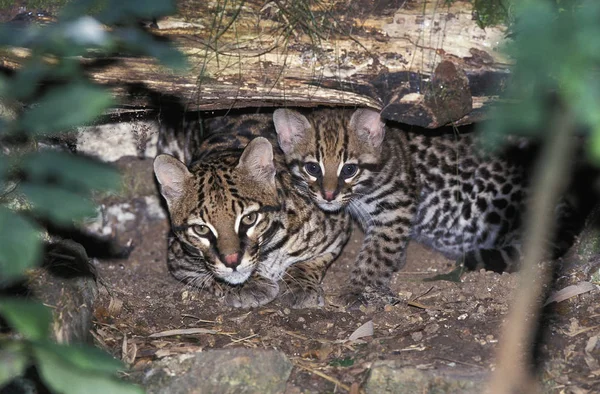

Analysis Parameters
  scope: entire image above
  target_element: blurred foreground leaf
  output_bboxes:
[99,0,176,24]
[117,27,187,70]
[34,344,144,394]
[0,299,51,341]
[33,342,123,375]
[21,83,113,135]
[22,151,120,192]
[0,208,41,284]
[20,183,97,225]
[0,342,28,388]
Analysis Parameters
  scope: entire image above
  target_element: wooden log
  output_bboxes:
[0,0,511,128]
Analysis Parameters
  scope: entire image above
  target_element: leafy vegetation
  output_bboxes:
[480,1,600,390]
[481,0,600,161]
[0,0,186,392]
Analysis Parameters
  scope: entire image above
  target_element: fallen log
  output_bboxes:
[0,0,511,128]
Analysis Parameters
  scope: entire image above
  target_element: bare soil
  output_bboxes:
[91,158,600,393]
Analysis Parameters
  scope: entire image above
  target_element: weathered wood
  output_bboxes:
[1,0,511,128]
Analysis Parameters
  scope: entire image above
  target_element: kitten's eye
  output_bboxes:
[241,212,258,226]
[304,162,321,177]
[192,224,211,236]
[341,164,358,178]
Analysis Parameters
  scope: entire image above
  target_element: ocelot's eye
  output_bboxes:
[341,164,358,178]
[241,212,258,226]
[192,224,211,237]
[304,162,321,177]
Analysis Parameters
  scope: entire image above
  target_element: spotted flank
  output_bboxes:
[273,108,578,304]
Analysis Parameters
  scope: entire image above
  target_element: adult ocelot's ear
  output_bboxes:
[349,108,385,148]
[238,137,276,185]
[153,154,191,206]
[273,108,311,154]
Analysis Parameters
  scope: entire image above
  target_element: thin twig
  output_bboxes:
[223,333,259,347]
[295,362,353,392]
[487,110,577,393]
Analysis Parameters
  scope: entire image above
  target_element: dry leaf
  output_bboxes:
[121,333,127,359]
[121,333,138,365]
[407,300,437,309]
[108,297,123,316]
[584,336,600,372]
[149,327,218,338]
[154,349,172,358]
[302,344,332,361]
[544,282,596,306]
[348,320,373,341]
[585,336,598,353]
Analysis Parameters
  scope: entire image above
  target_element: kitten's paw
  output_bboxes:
[280,286,324,309]
[224,279,279,308]
[338,286,399,310]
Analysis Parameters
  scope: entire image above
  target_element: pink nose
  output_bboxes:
[224,253,240,268]
[324,191,335,201]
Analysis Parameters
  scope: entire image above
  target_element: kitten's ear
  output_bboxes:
[154,154,191,205]
[349,108,385,148]
[238,137,276,185]
[273,109,311,154]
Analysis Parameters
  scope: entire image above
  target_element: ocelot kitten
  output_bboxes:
[273,108,574,304]
[155,114,350,308]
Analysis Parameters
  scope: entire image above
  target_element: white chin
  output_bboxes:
[317,201,343,212]
[222,270,252,285]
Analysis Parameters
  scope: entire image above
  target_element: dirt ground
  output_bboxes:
[89,157,600,393]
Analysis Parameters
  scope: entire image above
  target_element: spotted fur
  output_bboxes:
[274,108,574,304]
[155,114,351,308]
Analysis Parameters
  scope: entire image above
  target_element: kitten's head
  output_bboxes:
[273,108,384,211]
[154,137,281,285]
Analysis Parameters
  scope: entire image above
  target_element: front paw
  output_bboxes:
[338,285,400,310]
[280,285,324,309]
[224,278,279,308]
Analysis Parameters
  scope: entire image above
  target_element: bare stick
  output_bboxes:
[487,111,576,393]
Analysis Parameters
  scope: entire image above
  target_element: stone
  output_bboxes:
[77,121,159,162]
[365,361,486,394]
[139,348,293,394]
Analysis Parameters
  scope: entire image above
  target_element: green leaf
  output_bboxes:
[329,357,354,367]
[8,62,53,101]
[20,183,97,225]
[33,341,123,375]
[21,83,113,135]
[33,345,144,394]
[0,208,42,284]
[21,151,120,193]
[0,342,29,388]
[589,123,600,165]
[0,299,51,341]
[117,28,188,70]
[99,0,176,24]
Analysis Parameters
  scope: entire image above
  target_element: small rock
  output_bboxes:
[411,331,423,342]
[365,362,486,394]
[77,121,159,162]
[139,349,293,394]
[424,323,439,335]
[145,196,167,220]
